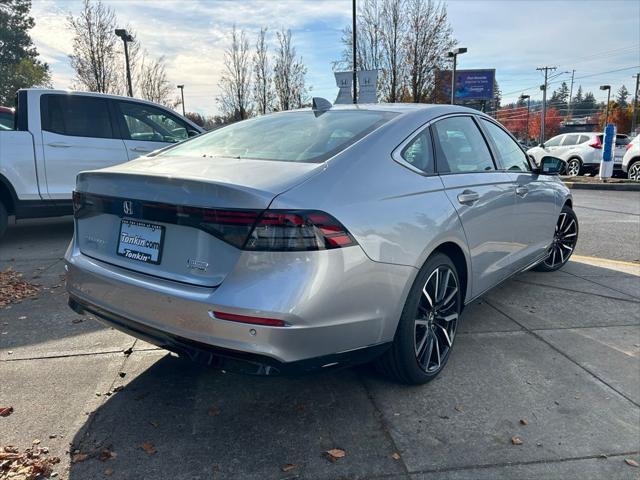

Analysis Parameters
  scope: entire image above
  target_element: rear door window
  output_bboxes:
[577,135,590,144]
[431,116,495,173]
[562,134,579,146]
[544,135,563,147]
[41,94,115,138]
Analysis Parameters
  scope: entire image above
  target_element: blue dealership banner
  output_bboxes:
[437,69,495,101]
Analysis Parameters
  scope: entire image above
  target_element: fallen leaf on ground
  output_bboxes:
[0,445,60,479]
[0,407,14,417]
[0,269,40,308]
[454,405,464,412]
[511,436,523,445]
[324,448,346,462]
[71,452,88,463]
[207,406,220,417]
[149,421,159,428]
[99,448,117,461]
[72,318,83,324]
[281,463,297,472]
[118,372,126,378]
[141,442,156,454]
[625,458,639,467]
[123,347,133,356]
[391,452,401,460]
[104,468,114,476]
[519,418,528,426]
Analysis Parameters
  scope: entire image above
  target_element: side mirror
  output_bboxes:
[188,129,200,138]
[536,156,564,175]
[539,143,545,148]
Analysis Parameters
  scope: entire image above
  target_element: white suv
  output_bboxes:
[622,134,640,180]
[527,132,630,177]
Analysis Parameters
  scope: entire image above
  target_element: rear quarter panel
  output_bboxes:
[0,130,40,200]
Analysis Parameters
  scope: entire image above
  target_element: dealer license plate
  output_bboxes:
[117,219,165,264]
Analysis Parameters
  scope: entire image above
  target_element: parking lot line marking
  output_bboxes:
[571,255,640,268]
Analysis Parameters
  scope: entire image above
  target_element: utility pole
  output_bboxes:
[536,66,556,143]
[520,94,531,143]
[568,69,576,117]
[177,85,185,116]
[352,0,357,104]
[632,73,639,134]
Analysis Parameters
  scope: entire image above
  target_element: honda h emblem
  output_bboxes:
[123,201,133,216]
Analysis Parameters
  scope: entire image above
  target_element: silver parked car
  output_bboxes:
[622,134,640,180]
[65,102,577,384]
[527,132,630,177]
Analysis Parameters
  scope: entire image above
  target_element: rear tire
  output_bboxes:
[563,158,582,177]
[533,204,578,272]
[376,252,462,385]
[0,202,8,239]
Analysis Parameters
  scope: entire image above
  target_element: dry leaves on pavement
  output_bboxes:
[0,444,60,479]
[0,406,14,417]
[625,458,639,467]
[141,442,157,455]
[0,269,40,308]
[511,436,523,445]
[324,448,346,463]
[281,463,297,472]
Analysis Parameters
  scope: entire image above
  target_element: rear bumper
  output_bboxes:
[68,294,390,375]
[64,241,414,367]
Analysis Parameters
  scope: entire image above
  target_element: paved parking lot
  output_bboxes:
[1,190,639,479]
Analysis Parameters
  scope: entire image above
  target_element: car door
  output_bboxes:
[558,134,580,159]
[114,100,193,159]
[40,94,128,200]
[479,118,557,271]
[432,115,517,297]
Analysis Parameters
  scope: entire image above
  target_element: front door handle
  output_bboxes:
[47,142,71,148]
[130,147,152,153]
[516,186,529,197]
[457,190,480,205]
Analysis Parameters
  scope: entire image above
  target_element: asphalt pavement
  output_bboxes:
[0,190,638,480]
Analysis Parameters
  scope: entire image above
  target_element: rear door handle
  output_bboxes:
[47,142,71,148]
[516,186,529,197]
[457,190,480,205]
[130,147,152,153]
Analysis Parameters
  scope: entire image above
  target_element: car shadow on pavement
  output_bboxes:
[64,259,639,480]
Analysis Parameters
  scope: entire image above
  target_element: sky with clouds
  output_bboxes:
[29,0,640,116]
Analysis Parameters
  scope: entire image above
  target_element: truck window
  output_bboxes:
[0,110,14,130]
[116,101,188,143]
[41,94,115,139]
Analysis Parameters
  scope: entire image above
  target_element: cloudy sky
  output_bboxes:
[30,0,640,116]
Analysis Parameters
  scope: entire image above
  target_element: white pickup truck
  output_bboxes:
[0,89,203,237]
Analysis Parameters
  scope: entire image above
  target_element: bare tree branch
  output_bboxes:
[252,27,275,115]
[273,29,307,111]
[216,25,252,121]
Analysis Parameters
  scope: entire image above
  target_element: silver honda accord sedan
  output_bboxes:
[65,102,578,384]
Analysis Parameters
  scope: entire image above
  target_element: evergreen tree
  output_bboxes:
[616,85,629,108]
[0,0,50,106]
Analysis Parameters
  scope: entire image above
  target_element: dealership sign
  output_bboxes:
[437,69,495,101]
[334,70,379,104]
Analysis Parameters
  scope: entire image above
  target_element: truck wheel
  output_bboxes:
[0,201,7,239]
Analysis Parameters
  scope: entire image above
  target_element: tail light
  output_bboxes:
[589,137,602,149]
[72,192,357,252]
[626,143,633,151]
[211,310,286,327]
[244,210,356,251]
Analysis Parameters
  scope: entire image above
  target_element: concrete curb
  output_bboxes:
[563,181,640,191]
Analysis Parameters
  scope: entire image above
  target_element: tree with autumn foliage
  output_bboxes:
[528,107,562,142]
[496,106,528,139]
[595,103,632,134]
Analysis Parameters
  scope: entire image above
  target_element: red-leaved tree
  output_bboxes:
[529,107,562,142]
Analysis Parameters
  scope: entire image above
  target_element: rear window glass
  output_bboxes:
[159,110,397,163]
[41,94,114,139]
[616,135,630,146]
[0,111,14,130]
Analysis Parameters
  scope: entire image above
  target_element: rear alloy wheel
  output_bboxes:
[376,253,462,385]
[534,205,578,272]
[628,161,640,181]
[564,158,581,177]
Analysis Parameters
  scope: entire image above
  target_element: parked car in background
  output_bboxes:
[527,132,630,176]
[0,89,203,237]
[0,106,14,130]
[66,101,576,385]
[622,134,640,180]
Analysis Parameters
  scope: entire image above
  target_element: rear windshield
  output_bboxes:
[159,110,397,163]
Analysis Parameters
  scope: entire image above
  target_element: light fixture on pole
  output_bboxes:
[177,85,185,116]
[447,47,467,105]
[599,85,611,124]
[520,94,531,144]
[115,29,134,97]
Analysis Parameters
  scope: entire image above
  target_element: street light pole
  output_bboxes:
[177,85,185,116]
[600,85,611,124]
[632,73,639,133]
[352,0,357,104]
[447,47,467,105]
[115,29,134,97]
[520,94,530,143]
[536,66,556,143]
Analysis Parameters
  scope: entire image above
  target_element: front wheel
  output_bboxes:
[534,204,579,272]
[563,158,582,177]
[627,160,640,181]
[376,253,462,385]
